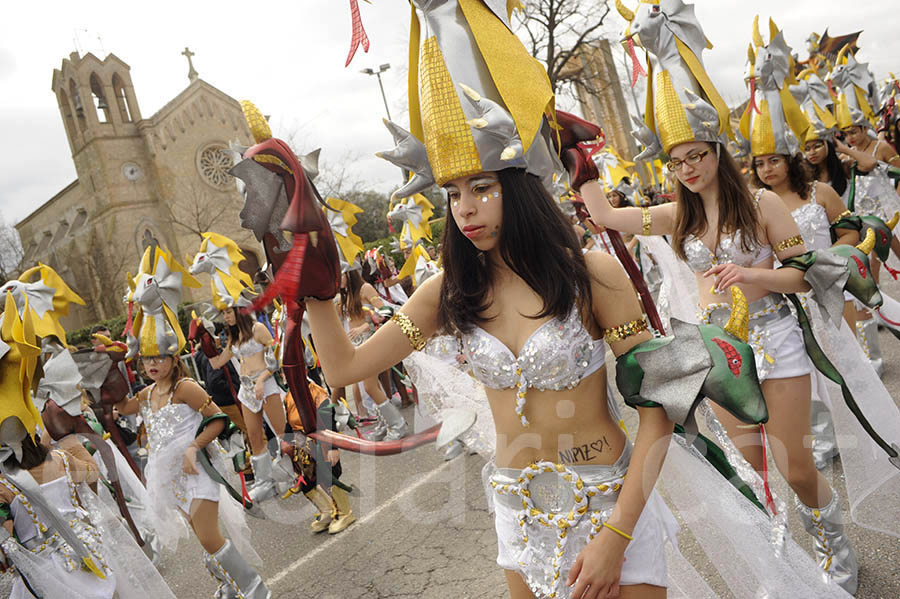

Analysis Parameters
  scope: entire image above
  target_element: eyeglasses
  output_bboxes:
[804,141,826,152]
[666,149,711,172]
[140,355,170,365]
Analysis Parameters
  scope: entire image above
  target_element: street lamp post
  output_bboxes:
[361,63,393,122]
[361,63,409,184]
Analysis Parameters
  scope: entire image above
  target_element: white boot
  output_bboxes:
[377,400,409,441]
[810,399,838,470]
[856,317,884,377]
[206,540,270,599]
[248,454,276,503]
[796,493,859,595]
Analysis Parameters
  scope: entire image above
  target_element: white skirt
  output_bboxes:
[488,441,677,597]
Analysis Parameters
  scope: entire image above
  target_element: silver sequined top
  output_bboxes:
[682,190,773,272]
[232,337,265,359]
[139,379,202,452]
[460,307,605,391]
[791,185,831,252]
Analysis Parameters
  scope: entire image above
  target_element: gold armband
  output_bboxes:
[830,210,852,225]
[199,396,213,412]
[390,312,427,351]
[773,235,803,253]
[640,207,652,236]
[602,318,648,343]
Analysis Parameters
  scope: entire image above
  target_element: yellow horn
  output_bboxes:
[751,15,764,48]
[856,227,876,255]
[615,0,635,22]
[887,212,899,231]
[796,68,813,81]
[747,43,756,68]
[835,44,850,66]
[724,286,750,343]
[768,17,779,43]
[616,0,634,23]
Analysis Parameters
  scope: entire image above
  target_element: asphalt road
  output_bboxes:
[3,279,900,598]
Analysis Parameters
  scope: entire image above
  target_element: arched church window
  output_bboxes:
[90,73,111,123]
[196,143,234,190]
[58,89,77,139]
[112,73,132,122]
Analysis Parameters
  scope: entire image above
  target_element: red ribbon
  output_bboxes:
[345,0,371,67]
[759,424,777,515]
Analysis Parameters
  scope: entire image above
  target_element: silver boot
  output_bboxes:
[248,453,277,503]
[809,399,838,470]
[856,317,884,378]
[377,400,409,441]
[367,409,388,441]
[206,539,270,599]
[796,493,858,595]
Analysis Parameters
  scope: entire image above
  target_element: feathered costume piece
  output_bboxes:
[124,244,200,359]
[189,232,257,311]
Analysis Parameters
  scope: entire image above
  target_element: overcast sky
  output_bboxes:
[2,1,897,227]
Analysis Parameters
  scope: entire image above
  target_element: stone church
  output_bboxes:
[15,50,261,330]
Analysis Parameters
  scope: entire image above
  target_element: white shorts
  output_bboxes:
[237,372,282,413]
[488,442,676,596]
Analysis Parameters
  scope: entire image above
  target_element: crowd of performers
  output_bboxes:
[3,1,900,598]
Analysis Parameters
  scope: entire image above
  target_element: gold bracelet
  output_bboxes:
[773,235,803,253]
[602,317,649,343]
[640,206,652,236]
[602,521,634,541]
[830,210,852,226]
[390,312,427,351]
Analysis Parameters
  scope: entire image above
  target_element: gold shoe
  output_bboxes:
[328,485,356,534]
[304,486,335,534]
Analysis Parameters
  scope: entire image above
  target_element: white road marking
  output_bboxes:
[266,459,454,587]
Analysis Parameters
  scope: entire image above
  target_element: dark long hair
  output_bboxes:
[806,141,848,197]
[750,153,811,199]
[673,144,764,261]
[225,307,256,347]
[437,168,594,334]
[340,270,365,320]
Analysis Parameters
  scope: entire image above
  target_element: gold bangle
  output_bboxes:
[602,521,634,541]
[390,312,427,351]
[640,207,652,236]
[773,234,804,253]
[602,317,649,343]
[830,210,852,226]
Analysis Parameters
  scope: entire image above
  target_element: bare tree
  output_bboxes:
[168,178,238,243]
[0,216,23,281]
[514,0,613,105]
[85,229,131,320]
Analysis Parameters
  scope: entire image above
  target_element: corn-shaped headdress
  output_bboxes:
[829,46,878,129]
[388,193,435,249]
[124,244,200,359]
[189,232,257,311]
[790,69,837,143]
[323,197,366,272]
[617,0,734,158]
[377,1,560,197]
[740,17,810,157]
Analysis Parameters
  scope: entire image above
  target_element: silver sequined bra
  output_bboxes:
[460,307,605,394]
[792,185,831,252]
[232,337,264,359]
[682,228,774,273]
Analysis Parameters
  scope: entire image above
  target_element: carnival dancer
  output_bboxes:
[830,47,900,262]
[0,265,174,599]
[303,2,857,597]
[341,270,409,441]
[115,244,269,599]
[585,9,883,593]
[189,233,286,503]
[749,99,858,471]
